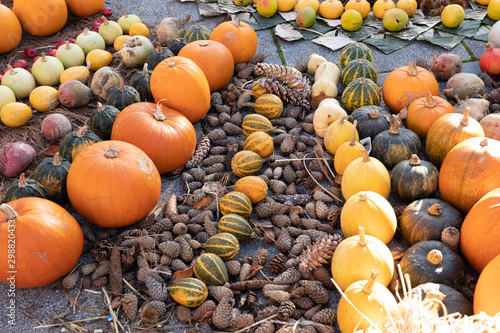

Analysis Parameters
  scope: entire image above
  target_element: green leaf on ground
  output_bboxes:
[363,33,412,54]
[417,29,465,50]
[434,20,481,37]
[290,20,334,40]
[252,12,288,29]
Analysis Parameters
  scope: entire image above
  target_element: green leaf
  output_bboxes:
[417,29,465,50]
[434,20,481,37]
[218,0,256,13]
[290,20,334,40]
[474,24,491,41]
[339,25,381,41]
[252,12,288,29]
[363,34,412,54]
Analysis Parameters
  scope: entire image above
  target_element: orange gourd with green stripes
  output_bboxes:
[233,176,268,204]
[341,77,381,114]
[193,253,228,286]
[243,131,274,158]
[220,191,252,217]
[218,214,253,240]
[339,42,374,69]
[254,93,283,119]
[242,114,274,137]
[340,55,378,87]
[168,278,208,307]
[231,150,263,177]
[205,233,240,261]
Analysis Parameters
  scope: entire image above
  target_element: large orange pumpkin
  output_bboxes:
[150,56,210,123]
[178,40,234,92]
[209,18,258,64]
[382,62,439,113]
[65,0,105,16]
[67,140,161,228]
[111,102,196,174]
[13,0,68,36]
[0,198,84,288]
[0,4,22,54]
[474,252,500,315]
[461,188,500,274]
[439,137,500,214]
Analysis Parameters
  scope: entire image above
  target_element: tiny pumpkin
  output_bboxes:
[1,102,32,128]
[89,102,120,140]
[59,126,102,162]
[106,73,141,110]
[33,152,71,204]
[4,173,48,203]
[350,105,391,141]
[324,116,359,155]
[233,176,268,204]
[334,120,365,175]
[243,131,274,158]
[390,154,439,201]
[209,18,258,64]
[31,54,65,86]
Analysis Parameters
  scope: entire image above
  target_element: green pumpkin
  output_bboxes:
[59,126,102,162]
[33,152,71,203]
[341,55,378,87]
[89,102,121,140]
[184,24,211,43]
[193,253,229,286]
[411,283,473,317]
[339,42,373,69]
[146,43,174,70]
[168,38,188,56]
[106,73,140,111]
[341,77,381,113]
[130,63,153,102]
[350,105,391,141]
[5,173,48,203]
[218,214,253,240]
[205,233,240,261]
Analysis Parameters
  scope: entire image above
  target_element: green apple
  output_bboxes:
[383,8,409,32]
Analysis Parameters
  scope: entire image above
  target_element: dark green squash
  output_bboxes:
[59,126,102,162]
[400,240,465,290]
[390,154,439,202]
[411,283,473,317]
[168,38,188,56]
[106,73,141,111]
[89,102,121,140]
[350,105,391,141]
[341,77,381,114]
[33,152,71,204]
[5,173,48,203]
[130,63,153,102]
[371,121,422,170]
[400,198,463,245]
[341,55,378,87]
[146,43,174,70]
[184,24,211,43]
[339,42,374,69]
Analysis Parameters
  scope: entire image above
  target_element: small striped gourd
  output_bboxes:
[233,176,268,204]
[33,152,71,204]
[220,191,252,218]
[205,233,240,261]
[89,102,120,140]
[168,278,208,307]
[339,42,374,69]
[130,63,153,102]
[341,77,381,113]
[334,120,365,176]
[231,150,263,177]
[324,116,359,155]
[59,126,102,162]
[254,94,283,119]
[242,114,274,137]
[193,253,229,286]
[218,214,253,240]
[106,73,141,111]
[146,44,174,70]
[340,55,378,87]
[184,24,211,43]
[4,173,48,203]
[243,131,274,158]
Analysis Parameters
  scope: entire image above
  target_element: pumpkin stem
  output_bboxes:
[424,92,437,108]
[235,17,241,27]
[361,148,370,162]
[181,15,191,26]
[153,103,167,121]
[349,120,358,146]
[480,138,488,147]
[389,120,401,135]
[486,43,493,51]
[339,115,349,125]
[358,192,367,201]
[97,102,105,112]
[18,173,27,188]
[168,61,176,67]
[83,27,90,35]
[7,65,15,75]
[409,154,421,166]
[102,17,109,25]
[76,126,88,137]
[199,41,209,47]
[427,249,443,265]
[460,107,470,126]
[143,63,149,77]
[53,152,62,167]
[362,269,379,294]
[358,226,367,246]
[41,53,47,62]
[112,73,125,92]
[355,42,361,48]
[423,291,446,314]
[65,41,71,50]
[359,77,366,84]
[104,147,120,158]
[427,203,442,216]
[359,55,366,65]
[156,43,163,54]
[86,60,91,70]
[0,203,19,221]
[407,61,418,76]
[368,109,380,119]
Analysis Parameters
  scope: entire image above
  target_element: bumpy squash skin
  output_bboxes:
[231,150,263,178]
[242,114,274,137]
[58,80,93,108]
[205,233,240,261]
[4,174,48,203]
[339,42,373,69]
[59,127,102,162]
[33,153,71,203]
[341,77,381,113]
[340,56,378,87]
[220,191,252,218]
[89,103,120,140]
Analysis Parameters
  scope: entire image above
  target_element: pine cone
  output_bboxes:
[278,300,296,320]
[239,262,252,281]
[299,326,319,333]
[148,218,174,234]
[301,280,330,304]
[204,218,218,237]
[252,248,269,266]
[299,234,343,272]
[212,297,234,329]
[186,136,210,169]
[276,228,293,253]
[301,218,319,229]
[145,275,169,301]
[256,201,288,218]
[263,290,291,302]
[92,261,111,280]
[207,128,226,141]
[244,291,257,310]
[211,92,223,106]
[254,63,311,90]
[313,266,335,290]
[292,296,315,310]
[303,229,328,242]
[62,271,79,289]
[230,279,270,291]
[327,205,341,227]
[305,202,317,219]
[208,285,233,302]
[232,313,254,329]
[192,300,216,323]
[255,322,275,333]
[271,215,291,228]
[159,241,181,258]
[90,238,112,263]
[121,293,138,322]
[255,305,279,321]
[171,258,189,271]
[109,245,123,295]
[254,77,310,110]
[280,136,295,156]
[274,267,301,285]
[92,276,108,288]
[139,300,167,324]
[304,304,323,320]
[269,179,287,195]
[269,253,286,274]
[81,224,96,242]
[177,237,194,262]
[441,226,460,251]
[81,263,98,276]
[283,164,297,184]
[314,191,335,203]
[315,201,329,220]
[393,205,407,219]
[312,308,337,326]
[314,324,336,333]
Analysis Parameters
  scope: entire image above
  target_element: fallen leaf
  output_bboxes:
[193,196,211,209]
[245,265,264,280]
[172,266,194,283]
[42,145,58,156]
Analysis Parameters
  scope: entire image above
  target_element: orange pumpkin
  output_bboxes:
[474,252,500,315]
[150,56,211,123]
[405,91,454,140]
[0,4,22,54]
[461,188,500,274]
[65,0,105,16]
[382,62,439,113]
[0,198,84,288]
[111,102,196,174]
[67,140,161,228]
[209,18,258,64]
[178,40,234,92]
[13,0,68,36]
[439,137,500,214]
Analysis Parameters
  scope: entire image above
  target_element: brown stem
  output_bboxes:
[359,54,366,65]
[409,154,420,166]
[407,62,418,76]
[0,204,19,220]
[112,73,125,92]
[41,53,47,61]
[83,27,90,35]
[102,17,109,25]
[361,148,370,162]
[339,115,349,125]
[76,126,88,137]
[424,92,436,108]
[181,15,191,26]
[104,147,119,158]
[97,102,105,112]
[427,249,442,265]
[143,63,149,77]
[460,107,470,126]
[153,106,167,121]
[362,269,379,294]
[168,61,176,67]
[389,120,401,134]
[427,203,442,216]
[358,192,367,201]
[486,43,493,51]
[359,77,366,85]
[8,65,15,75]
[355,42,361,48]
[18,173,27,188]
[53,152,62,166]
[358,226,367,246]
[199,41,209,47]
[156,43,163,54]
[349,120,358,146]
[368,109,380,119]
[480,138,488,147]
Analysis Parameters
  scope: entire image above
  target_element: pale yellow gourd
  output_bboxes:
[307,53,327,75]
[334,120,365,175]
[0,86,16,110]
[311,61,340,107]
[324,116,359,155]
[313,98,347,138]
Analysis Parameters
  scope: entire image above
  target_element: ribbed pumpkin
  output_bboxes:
[168,278,208,307]
[439,137,500,213]
[151,56,211,123]
[426,108,485,169]
[400,198,463,245]
[461,188,500,273]
[382,62,439,113]
[390,154,439,201]
[106,73,141,111]
[372,121,422,170]
[13,0,68,36]
[233,176,268,204]
[184,24,211,42]
[406,91,455,140]
[243,131,274,158]
[193,253,229,286]
[341,77,381,113]
[4,173,48,203]
[67,140,161,228]
[0,4,22,54]
[340,55,378,87]
[205,233,240,261]
[474,252,500,315]
[313,98,348,138]
[242,114,275,137]
[89,102,121,140]
[324,116,359,155]
[178,40,234,92]
[253,94,284,119]
[341,149,391,200]
[59,126,102,162]
[146,44,175,70]
[339,42,373,69]
[350,105,391,141]
[334,120,365,175]
[130,63,153,102]
[65,0,104,16]
[168,38,188,56]
[219,191,252,218]
[218,214,253,240]
[231,150,263,177]
[33,153,71,204]
[209,18,258,64]
[331,226,394,291]
[111,102,196,175]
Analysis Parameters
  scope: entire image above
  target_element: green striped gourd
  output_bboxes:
[184,24,211,43]
[339,42,374,69]
[130,62,153,102]
[33,152,71,203]
[218,214,253,240]
[220,191,252,218]
[205,233,240,261]
[168,278,208,307]
[340,55,378,87]
[341,77,381,114]
[231,150,263,177]
[89,102,121,140]
[242,114,274,137]
[193,253,229,286]
[59,126,102,162]
[4,173,48,203]
[254,94,283,119]
[243,131,274,158]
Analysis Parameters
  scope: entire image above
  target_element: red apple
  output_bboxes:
[96,16,105,23]
[102,7,113,16]
[12,59,28,69]
[48,49,57,57]
[69,38,76,44]
[24,47,37,58]
[2,67,9,75]
[56,40,66,49]
[33,56,41,62]
[93,21,102,30]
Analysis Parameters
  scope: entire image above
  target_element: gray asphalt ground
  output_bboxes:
[0,0,488,332]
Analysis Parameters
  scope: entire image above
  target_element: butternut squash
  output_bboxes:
[313,98,347,138]
[311,61,340,108]
[308,53,327,75]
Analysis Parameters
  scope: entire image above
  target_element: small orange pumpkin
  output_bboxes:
[0,4,22,54]
[13,0,68,36]
[65,0,105,16]
[233,176,268,203]
[209,18,258,64]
